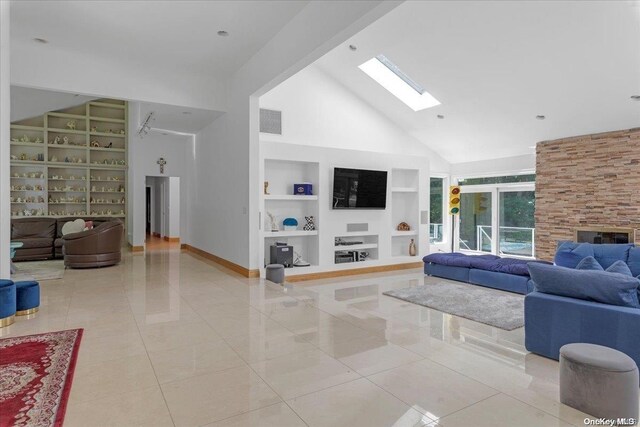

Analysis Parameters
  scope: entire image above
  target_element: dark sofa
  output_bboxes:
[11,217,115,261]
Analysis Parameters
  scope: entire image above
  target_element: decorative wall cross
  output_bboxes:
[157,157,167,174]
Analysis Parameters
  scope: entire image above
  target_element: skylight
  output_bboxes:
[359,54,440,111]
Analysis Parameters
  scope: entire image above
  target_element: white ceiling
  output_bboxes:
[138,102,223,134]
[11,0,309,79]
[11,86,221,134]
[316,1,640,164]
[10,86,96,122]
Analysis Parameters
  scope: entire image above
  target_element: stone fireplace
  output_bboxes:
[575,228,634,245]
[535,128,640,260]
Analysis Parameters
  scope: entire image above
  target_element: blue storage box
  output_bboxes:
[294,183,313,195]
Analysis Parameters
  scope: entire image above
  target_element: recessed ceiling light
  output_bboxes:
[437,114,444,119]
[182,111,192,115]
[33,38,48,44]
[217,30,229,37]
[359,54,440,111]
[536,115,546,120]
[631,95,640,101]
[349,45,357,51]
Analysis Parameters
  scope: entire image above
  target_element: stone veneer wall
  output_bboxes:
[535,128,640,261]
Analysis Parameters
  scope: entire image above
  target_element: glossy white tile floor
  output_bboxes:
[2,248,610,426]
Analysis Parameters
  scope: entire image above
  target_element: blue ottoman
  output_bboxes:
[0,279,16,327]
[15,280,40,316]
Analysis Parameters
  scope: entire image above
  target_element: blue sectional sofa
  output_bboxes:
[525,242,640,368]
[423,252,550,294]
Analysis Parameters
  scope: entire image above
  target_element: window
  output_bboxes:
[359,55,440,111]
[456,175,536,257]
[458,174,536,186]
[429,177,445,243]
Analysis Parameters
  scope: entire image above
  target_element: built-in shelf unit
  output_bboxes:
[259,141,429,280]
[262,159,320,271]
[10,99,128,220]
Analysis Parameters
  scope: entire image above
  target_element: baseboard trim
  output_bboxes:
[182,244,259,278]
[152,232,161,238]
[129,244,144,252]
[284,262,423,282]
[163,236,180,242]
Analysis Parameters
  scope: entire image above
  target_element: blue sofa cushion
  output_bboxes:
[592,244,634,269]
[528,263,640,309]
[606,260,633,277]
[628,247,640,277]
[576,256,604,271]
[554,242,594,268]
[422,252,499,268]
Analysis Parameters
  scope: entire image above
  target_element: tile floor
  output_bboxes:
[1,248,618,426]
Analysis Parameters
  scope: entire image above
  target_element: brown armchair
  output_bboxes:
[63,220,124,268]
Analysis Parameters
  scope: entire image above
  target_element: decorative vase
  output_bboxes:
[409,239,417,256]
[303,216,316,231]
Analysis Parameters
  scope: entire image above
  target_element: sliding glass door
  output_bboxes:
[499,190,535,257]
[458,191,493,253]
[456,184,535,257]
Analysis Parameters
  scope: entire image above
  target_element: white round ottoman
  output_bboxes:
[560,343,638,422]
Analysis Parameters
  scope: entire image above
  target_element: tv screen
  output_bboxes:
[332,168,388,209]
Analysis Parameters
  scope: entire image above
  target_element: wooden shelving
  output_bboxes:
[10,98,128,219]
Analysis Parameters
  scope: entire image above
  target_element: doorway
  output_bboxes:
[144,176,181,250]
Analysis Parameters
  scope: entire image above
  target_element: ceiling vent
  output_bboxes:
[260,109,282,135]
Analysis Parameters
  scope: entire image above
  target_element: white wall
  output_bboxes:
[260,142,430,276]
[259,65,451,172]
[450,153,536,179]
[167,177,180,238]
[11,42,226,112]
[0,1,10,277]
[190,1,401,270]
[128,103,194,246]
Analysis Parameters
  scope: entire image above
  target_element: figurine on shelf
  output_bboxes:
[34,137,42,143]
[90,126,97,132]
[20,135,30,143]
[106,142,113,149]
[19,153,27,160]
[10,154,17,160]
[11,138,19,142]
[66,120,76,130]
[304,216,316,231]
[397,222,411,231]
[409,239,417,256]
[52,136,61,145]
[91,140,100,147]
[119,129,125,135]
[62,136,69,145]
[50,156,58,162]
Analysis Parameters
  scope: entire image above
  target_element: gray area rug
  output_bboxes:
[383,282,524,330]
[11,260,65,281]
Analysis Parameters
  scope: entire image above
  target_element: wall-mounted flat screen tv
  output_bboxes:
[332,167,388,209]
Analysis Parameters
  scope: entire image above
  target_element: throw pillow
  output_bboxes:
[61,219,86,236]
[605,260,633,277]
[528,262,640,309]
[554,242,594,269]
[575,256,604,271]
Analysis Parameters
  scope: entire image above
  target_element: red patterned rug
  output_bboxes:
[0,329,83,427]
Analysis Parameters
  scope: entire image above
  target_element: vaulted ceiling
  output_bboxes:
[316,1,640,163]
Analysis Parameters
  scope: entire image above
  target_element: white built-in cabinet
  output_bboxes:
[259,141,429,279]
